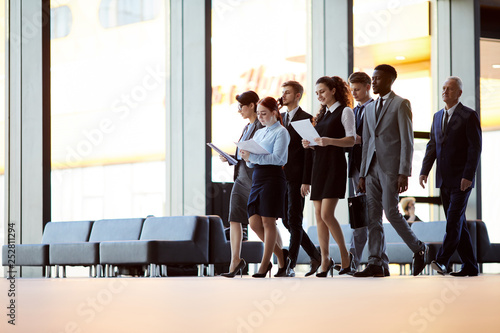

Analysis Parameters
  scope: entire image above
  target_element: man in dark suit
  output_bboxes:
[354,64,427,277]
[420,76,482,277]
[280,80,321,277]
[347,72,373,270]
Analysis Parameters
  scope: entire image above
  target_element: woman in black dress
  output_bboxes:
[220,91,263,278]
[302,76,356,277]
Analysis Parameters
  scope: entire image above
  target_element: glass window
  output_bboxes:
[51,0,167,228]
[51,6,72,39]
[211,0,309,183]
[353,0,433,220]
[480,38,500,242]
[0,0,6,247]
[99,0,159,28]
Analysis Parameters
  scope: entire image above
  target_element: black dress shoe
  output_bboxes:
[412,245,428,276]
[430,260,447,275]
[339,252,355,275]
[383,266,390,277]
[221,259,247,278]
[305,258,321,277]
[450,268,479,277]
[316,258,334,277]
[253,262,272,278]
[274,249,289,277]
[353,264,384,277]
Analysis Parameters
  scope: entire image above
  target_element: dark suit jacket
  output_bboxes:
[348,99,373,178]
[281,107,313,184]
[232,120,263,181]
[420,102,482,189]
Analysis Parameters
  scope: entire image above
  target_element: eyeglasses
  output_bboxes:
[238,104,246,110]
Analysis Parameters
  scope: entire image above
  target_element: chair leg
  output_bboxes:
[161,265,167,277]
[62,266,67,278]
[45,266,51,278]
[208,264,215,277]
[198,264,205,277]
[55,265,60,278]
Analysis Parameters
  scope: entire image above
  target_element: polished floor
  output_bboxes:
[2,271,500,333]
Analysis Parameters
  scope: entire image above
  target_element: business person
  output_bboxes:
[354,64,427,277]
[280,80,321,277]
[420,76,481,277]
[302,76,355,277]
[240,97,290,278]
[347,72,373,271]
[220,91,264,278]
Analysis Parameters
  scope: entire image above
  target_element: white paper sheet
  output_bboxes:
[235,139,270,155]
[290,119,319,146]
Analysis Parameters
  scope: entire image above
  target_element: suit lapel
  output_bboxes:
[375,92,394,129]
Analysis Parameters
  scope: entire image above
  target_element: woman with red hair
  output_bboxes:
[240,97,290,278]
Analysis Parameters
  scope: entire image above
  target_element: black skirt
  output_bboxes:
[247,165,286,218]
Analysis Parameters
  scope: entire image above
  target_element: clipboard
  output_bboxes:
[207,143,238,165]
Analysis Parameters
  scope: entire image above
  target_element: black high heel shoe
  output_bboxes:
[339,252,355,275]
[274,249,289,277]
[253,262,273,278]
[316,258,334,277]
[221,259,247,278]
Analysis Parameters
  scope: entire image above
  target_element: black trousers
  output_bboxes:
[282,181,321,267]
[437,186,478,271]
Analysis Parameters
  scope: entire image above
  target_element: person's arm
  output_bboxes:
[398,99,413,177]
[248,127,290,166]
[419,114,438,189]
[462,110,482,184]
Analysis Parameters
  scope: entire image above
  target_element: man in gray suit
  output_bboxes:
[353,64,427,277]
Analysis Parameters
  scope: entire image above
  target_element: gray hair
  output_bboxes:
[447,76,463,90]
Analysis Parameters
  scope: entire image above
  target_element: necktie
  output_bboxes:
[376,98,384,120]
[285,114,290,127]
[442,110,449,134]
[356,105,364,127]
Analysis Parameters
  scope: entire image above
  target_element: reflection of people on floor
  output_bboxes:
[400,197,422,223]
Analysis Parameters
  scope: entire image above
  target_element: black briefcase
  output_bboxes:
[348,194,369,229]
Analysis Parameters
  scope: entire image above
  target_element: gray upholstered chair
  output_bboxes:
[49,218,144,278]
[2,220,94,278]
[99,216,209,277]
[470,221,499,272]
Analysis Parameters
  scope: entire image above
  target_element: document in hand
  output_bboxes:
[235,139,270,155]
[290,119,319,146]
[207,143,238,165]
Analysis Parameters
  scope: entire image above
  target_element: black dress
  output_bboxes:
[310,105,347,200]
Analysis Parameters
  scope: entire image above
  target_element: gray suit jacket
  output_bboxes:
[360,91,413,177]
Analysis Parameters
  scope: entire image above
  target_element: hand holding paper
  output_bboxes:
[291,119,319,146]
[235,139,270,155]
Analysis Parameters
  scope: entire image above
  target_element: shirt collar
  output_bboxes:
[327,101,341,113]
[379,91,392,101]
[287,106,300,121]
[444,102,459,117]
[357,98,374,108]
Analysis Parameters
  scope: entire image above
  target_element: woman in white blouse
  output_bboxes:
[302,76,356,277]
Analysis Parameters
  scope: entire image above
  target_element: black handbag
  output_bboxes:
[348,194,369,229]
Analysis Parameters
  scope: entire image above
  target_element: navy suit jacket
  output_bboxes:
[281,107,313,184]
[420,102,482,189]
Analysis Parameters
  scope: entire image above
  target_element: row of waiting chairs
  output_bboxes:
[2,216,263,278]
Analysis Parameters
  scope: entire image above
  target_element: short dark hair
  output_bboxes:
[374,64,397,81]
[348,72,371,85]
[236,91,260,109]
[281,80,304,99]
